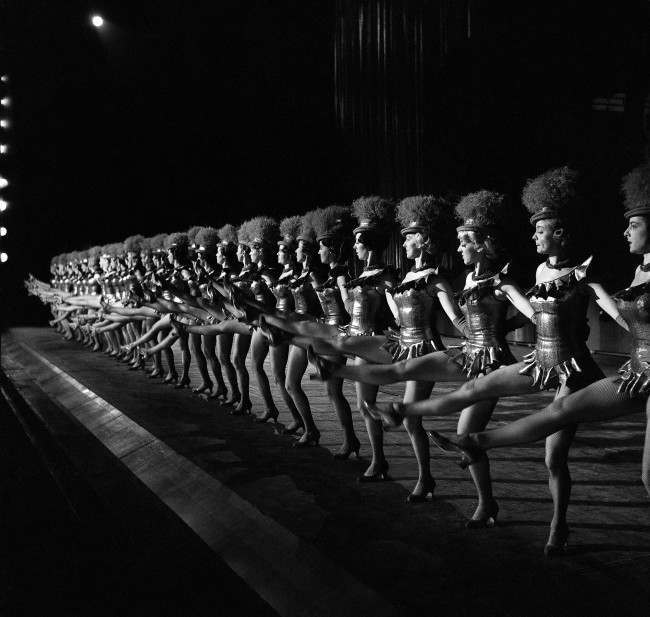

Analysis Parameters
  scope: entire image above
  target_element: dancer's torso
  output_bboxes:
[613,282,650,384]
[290,269,322,317]
[272,266,297,315]
[346,266,396,336]
[315,265,350,326]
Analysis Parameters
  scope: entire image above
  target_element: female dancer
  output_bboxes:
[308,193,535,508]
[366,169,625,550]
[258,215,304,429]
[428,163,650,544]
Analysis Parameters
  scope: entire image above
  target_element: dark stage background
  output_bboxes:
[1,1,649,324]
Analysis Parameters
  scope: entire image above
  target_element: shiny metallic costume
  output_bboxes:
[445,272,516,377]
[383,271,444,361]
[613,282,650,397]
[345,266,396,336]
[315,265,350,327]
[519,265,604,390]
[290,270,322,317]
[272,267,296,315]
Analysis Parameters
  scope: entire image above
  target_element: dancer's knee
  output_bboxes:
[402,415,422,434]
[641,468,650,497]
[285,377,302,395]
[232,354,247,371]
[545,445,569,475]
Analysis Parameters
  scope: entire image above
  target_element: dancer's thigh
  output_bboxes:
[217,333,234,360]
[457,399,498,434]
[395,351,465,383]
[233,333,252,358]
[462,362,535,399]
[339,336,392,364]
[251,329,269,365]
[286,345,308,387]
[270,343,290,378]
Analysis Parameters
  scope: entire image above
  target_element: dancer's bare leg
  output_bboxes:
[270,342,301,427]
[285,345,311,435]
[217,333,240,404]
[354,357,384,473]
[251,328,276,416]
[403,380,435,497]
[202,334,227,398]
[231,333,252,412]
[190,332,212,393]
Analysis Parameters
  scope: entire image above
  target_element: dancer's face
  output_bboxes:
[236,244,247,263]
[295,240,307,263]
[457,231,481,265]
[216,245,225,265]
[403,232,422,260]
[354,233,369,261]
[532,219,564,255]
[624,216,650,254]
[166,249,175,265]
[277,244,290,265]
[250,245,261,263]
[319,241,333,264]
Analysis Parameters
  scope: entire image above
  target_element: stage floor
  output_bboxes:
[2,327,649,617]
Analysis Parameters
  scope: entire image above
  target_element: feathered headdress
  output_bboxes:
[522,166,579,224]
[123,234,145,254]
[237,220,251,247]
[313,205,353,242]
[455,190,508,232]
[298,210,318,246]
[186,225,203,247]
[396,195,454,238]
[195,226,221,253]
[217,223,238,246]
[149,233,168,254]
[352,196,395,235]
[245,216,280,247]
[165,232,189,251]
[87,246,102,265]
[621,162,650,219]
[279,215,302,248]
[139,236,152,255]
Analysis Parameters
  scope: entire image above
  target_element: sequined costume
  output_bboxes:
[445,271,517,377]
[613,282,650,397]
[345,266,396,336]
[315,265,351,328]
[290,269,323,318]
[519,263,604,390]
[272,266,297,315]
[383,270,445,361]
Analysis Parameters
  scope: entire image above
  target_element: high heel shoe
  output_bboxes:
[148,367,162,379]
[361,400,404,430]
[230,400,252,416]
[406,479,436,504]
[466,500,499,528]
[333,436,361,460]
[255,407,279,424]
[281,420,305,436]
[427,431,485,469]
[307,345,339,381]
[358,461,390,483]
[162,372,179,385]
[192,380,213,394]
[293,429,320,448]
[208,386,228,400]
[544,524,570,557]
[174,376,191,389]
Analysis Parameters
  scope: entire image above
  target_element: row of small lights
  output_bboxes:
[0,16,104,265]
[0,72,8,264]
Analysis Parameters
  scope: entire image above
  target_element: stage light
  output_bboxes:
[0,97,9,107]
[0,199,7,211]
[0,119,9,129]
[1,253,8,263]
[0,75,7,83]
[0,227,6,237]
[0,176,8,188]
[91,15,104,28]
[0,144,6,154]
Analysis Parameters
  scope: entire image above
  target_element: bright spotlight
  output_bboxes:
[0,144,7,154]
[0,176,8,188]
[0,227,6,237]
[0,119,9,129]
[0,97,9,107]
[0,75,7,83]
[0,199,7,211]
[91,15,104,28]
[0,253,8,263]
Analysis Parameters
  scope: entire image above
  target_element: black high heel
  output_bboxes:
[174,376,191,389]
[281,420,305,436]
[293,429,320,448]
[358,461,390,483]
[333,436,361,460]
[230,400,252,416]
[192,380,213,394]
[406,479,436,504]
[427,431,485,469]
[162,372,179,385]
[466,499,499,528]
[361,400,404,430]
[544,524,570,557]
[255,407,279,424]
[208,386,228,400]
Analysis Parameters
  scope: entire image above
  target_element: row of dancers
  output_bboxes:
[27,162,650,558]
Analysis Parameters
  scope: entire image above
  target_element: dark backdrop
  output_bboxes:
[1,1,649,324]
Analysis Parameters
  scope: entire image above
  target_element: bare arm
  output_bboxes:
[588,282,629,331]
